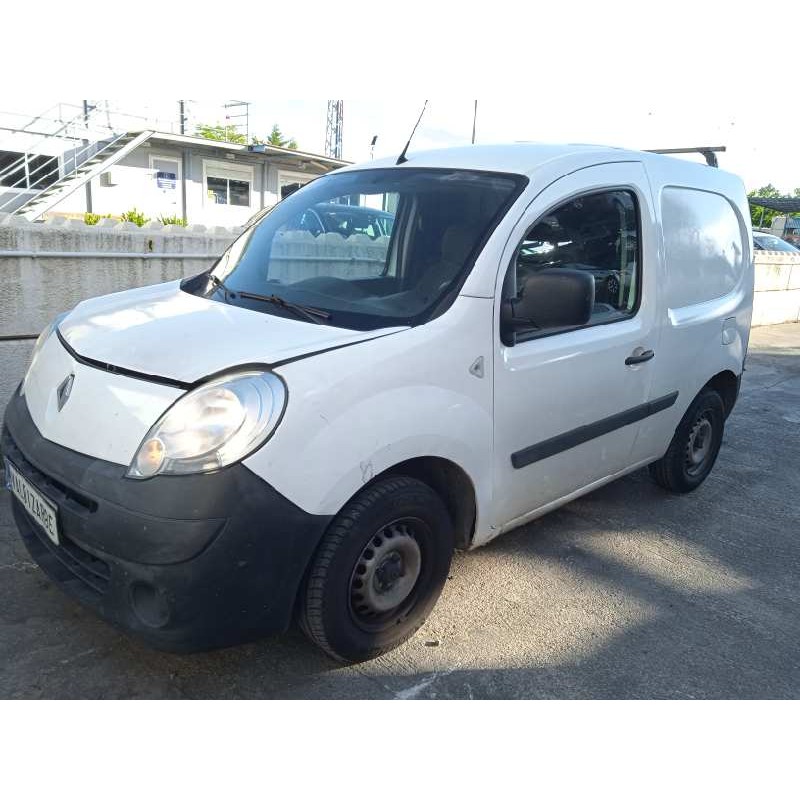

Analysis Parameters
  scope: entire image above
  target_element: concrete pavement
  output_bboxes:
[1,324,799,698]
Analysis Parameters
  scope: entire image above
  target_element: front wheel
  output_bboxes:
[649,388,725,493]
[299,476,454,663]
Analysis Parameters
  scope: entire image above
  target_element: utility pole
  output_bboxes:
[178,99,188,223]
[83,99,93,213]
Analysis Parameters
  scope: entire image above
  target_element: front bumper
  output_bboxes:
[2,388,331,652]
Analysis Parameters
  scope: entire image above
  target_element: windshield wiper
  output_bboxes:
[207,273,330,324]
[236,290,331,324]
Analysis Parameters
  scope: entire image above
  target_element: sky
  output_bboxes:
[4,0,798,193]
[6,96,795,196]
[240,99,799,193]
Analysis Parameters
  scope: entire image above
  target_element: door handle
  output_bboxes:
[625,349,654,366]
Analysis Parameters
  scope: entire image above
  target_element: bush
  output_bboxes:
[157,214,187,227]
[84,212,112,225]
[120,207,150,227]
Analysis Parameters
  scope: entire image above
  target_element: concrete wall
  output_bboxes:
[0,214,237,337]
[2,215,799,337]
[752,251,800,326]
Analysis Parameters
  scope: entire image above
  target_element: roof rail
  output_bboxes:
[644,146,726,168]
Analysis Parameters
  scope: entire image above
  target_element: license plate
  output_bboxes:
[4,458,60,545]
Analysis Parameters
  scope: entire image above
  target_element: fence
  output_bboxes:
[752,251,800,326]
[1,214,799,338]
[0,214,238,338]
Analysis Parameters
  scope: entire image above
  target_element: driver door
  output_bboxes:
[492,162,660,530]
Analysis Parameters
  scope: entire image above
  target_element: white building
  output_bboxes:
[0,105,348,226]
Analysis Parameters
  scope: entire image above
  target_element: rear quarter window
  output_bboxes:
[661,187,745,309]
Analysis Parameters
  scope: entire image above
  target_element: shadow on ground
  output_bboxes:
[1,325,798,698]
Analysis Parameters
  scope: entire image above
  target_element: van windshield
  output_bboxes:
[188,168,525,330]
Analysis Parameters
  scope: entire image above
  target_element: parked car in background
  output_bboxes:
[308,203,394,238]
[246,201,394,239]
[753,232,800,253]
[768,215,800,248]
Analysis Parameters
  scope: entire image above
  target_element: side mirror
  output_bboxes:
[501,268,594,345]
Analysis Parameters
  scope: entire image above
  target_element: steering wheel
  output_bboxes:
[606,273,620,305]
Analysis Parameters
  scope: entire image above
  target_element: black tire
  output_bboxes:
[649,388,725,493]
[299,476,454,663]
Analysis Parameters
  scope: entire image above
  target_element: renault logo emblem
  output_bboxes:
[56,373,74,411]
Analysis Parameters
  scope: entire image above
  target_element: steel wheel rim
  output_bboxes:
[349,518,424,629]
[685,414,714,476]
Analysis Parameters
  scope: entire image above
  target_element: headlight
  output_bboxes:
[127,371,287,479]
[21,312,68,396]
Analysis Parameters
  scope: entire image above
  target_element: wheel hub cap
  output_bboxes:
[686,415,713,474]
[350,522,422,616]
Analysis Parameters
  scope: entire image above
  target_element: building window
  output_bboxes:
[278,171,313,200]
[205,162,252,207]
[207,175,250,206]
[229,179,250,206]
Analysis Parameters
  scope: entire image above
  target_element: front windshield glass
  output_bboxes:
[191,168,525,330]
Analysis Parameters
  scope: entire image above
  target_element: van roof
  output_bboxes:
[337,142,741,186]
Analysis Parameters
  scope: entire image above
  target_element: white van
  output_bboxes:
[2,144,753,662]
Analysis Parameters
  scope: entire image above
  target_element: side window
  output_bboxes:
[507,189,640,335]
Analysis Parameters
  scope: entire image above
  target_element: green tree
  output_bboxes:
[195,122,246,144]
[748,183,782,229]
[253,124,298,150]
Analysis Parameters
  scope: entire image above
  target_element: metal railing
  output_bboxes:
[0,102,190,217]
[0,105,113,184]
[0,138,126,215]
[0,104,133,215]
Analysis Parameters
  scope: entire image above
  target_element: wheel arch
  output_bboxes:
[368,457,478,550]
[705,369,740,418]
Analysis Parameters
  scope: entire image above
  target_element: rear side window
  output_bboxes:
[507,189,640,335]
[661,187,745,309]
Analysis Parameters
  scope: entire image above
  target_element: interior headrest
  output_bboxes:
[441,225,474,264]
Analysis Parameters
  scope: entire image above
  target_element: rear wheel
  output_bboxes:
[299,476,454,663]
[649,388,725,493]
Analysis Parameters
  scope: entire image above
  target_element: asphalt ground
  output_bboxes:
[1,323,798,698]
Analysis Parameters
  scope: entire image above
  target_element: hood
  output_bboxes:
[59,280,403,384]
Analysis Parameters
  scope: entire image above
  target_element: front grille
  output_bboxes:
[25,514,110,594]
[3,429,110,594]
[3,429,97,513]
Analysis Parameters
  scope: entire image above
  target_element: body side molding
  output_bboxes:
[511,391,679,470]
